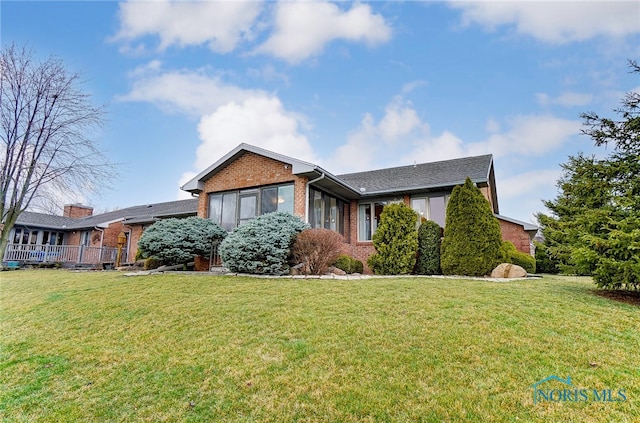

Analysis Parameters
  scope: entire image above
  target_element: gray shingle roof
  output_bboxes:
[15,199,199,230]
[336,154,493,195]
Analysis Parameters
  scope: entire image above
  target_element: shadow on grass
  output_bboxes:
[592,289,640,306]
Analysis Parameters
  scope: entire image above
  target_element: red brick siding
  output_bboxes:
[499,219,532,255]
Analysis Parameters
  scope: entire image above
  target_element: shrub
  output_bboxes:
[441,178,503,276]
[415,220,442,275]
[292,228,345,275]
[220,212,308,275]
[367,203,418,275]
[333,255,364,274]
[137,217,227,266]
[144,257,163,270]
[500,241,536,274]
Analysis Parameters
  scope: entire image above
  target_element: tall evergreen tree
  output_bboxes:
[538,60,640,290]
[367,203,418,275]
[441,178,503,276]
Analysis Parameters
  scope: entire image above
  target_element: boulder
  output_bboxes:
[491,263,527,279]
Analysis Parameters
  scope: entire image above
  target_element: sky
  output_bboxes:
[2,1,639,223]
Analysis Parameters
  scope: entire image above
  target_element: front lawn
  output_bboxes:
[1,271,637,422]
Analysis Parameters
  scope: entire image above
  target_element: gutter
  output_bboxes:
[305,172,325,223]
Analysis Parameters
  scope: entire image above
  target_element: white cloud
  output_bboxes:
[256,1,392,64]
[536,92,593,107]
[329,98,430,172]
[498,169,562,200]
[117,62,267,116]
[450,1,639,43]
[113,0,262,53]
[467,115,581,158]
[194,96,317,171]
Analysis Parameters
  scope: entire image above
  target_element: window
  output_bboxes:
[410,195,450,227]
[308,187,344,235]
[358,199,402,241]
[208,183,294,231]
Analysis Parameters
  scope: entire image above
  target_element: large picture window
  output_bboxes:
[208,183,294,231]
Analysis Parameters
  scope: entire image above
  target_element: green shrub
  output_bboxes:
[500,241,536,274]
[220,212,308,275]
[138,217,226,266]
[144,257,163,270]
[292,228,345,275]
[415,220,442,275]
[333,255,364,274]
[367,203,418,275]
[441,178,503,276]
[534,241,559,274]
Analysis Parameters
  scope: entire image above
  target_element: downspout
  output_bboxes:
[305,172,325,223]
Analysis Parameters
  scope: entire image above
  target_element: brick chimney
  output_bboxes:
[63,204,94,218]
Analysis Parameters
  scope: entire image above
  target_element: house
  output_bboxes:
[4,199,198,266]
[181,143,537,271]
[4,143,537,271]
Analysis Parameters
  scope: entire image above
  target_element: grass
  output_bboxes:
[1,270,638,422]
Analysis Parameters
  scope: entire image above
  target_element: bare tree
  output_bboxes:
[0,44,114,261]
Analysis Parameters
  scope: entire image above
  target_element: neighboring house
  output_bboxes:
[4,199,198,266]
[182,143,537,271]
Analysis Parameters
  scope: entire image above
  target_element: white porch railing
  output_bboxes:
[3,244,127,265]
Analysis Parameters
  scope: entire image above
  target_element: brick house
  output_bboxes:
[5,199,197,266]
[181,143,538,271]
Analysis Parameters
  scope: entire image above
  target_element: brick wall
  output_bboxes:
[198,152,308,219]
[498,219,532,255]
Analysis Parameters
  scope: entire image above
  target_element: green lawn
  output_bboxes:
[1,271,638,422]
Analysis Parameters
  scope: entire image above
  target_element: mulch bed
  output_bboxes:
[592,289,640,306]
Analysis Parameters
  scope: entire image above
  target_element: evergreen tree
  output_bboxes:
[367,203,418,275]
[415,219,442,275]
[537,60,640,290]
[138,217,226,266]
[441,178,503,276]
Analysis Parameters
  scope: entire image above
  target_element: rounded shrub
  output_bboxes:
[292,228,345,275]
[333,255,364,274]
[220,212,308,275]
[441,178,503,276]
[367,203,418,275]
[137,217,227,266]
[500,241,536,274]
[415,220,442,275]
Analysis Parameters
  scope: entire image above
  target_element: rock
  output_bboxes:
[328,266,346,276]
[491,263,527,279]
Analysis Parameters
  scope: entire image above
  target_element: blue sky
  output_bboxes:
[3,1,639,223]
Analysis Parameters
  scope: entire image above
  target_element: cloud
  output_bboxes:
[113,0,262,53]
[449,1,640,43]
[255,1,392,64]
[498,169,562,200]
[331,96,581,175]
[329,97,430,172]
[467,115,581,158]
[117,62,267,116]
[194,96,317,171]
[536,92,593,107]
